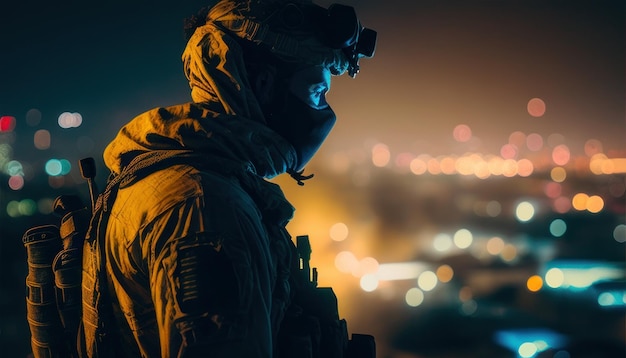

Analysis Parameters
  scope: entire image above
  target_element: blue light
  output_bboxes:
[494,328,568,357]
[597,290,626,308]
[60,159,71,175]
[45,159,63,176]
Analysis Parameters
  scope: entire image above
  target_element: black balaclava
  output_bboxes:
[264,64,337,172]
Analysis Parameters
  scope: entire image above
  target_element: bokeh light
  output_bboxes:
[614,224,626,243]
[409,156,428,175]
[453,124,472,143]
[544,182,562,199]
[58,112,83,128]
[460,300,478,315]
[526,133,544,151]
[329,222,349,241]
[417,271,438,291]
[25,109,42,126]
[527,97,546,117]
[0,116,16,132]
[352,257,379,278]
[517,159,534,177]
[584,139,603,157]
[459,286,473,302]
[433,233,453,252]
[550,167,567,183]
[486,236,505,255]
[552,144,571,166]
[526,275,543,292]
[45,159,64,176]
[6,160,23,176]
[509,131,526,148]
[360,274,378,292]
[335,251,358,273]
[38,198,55,215]
[485,201,502,217]
[519,342,538,358]
[436,265,454,283]
[501,244,518,262]
[8,175,24,190]
[372,143,390,167]
[405,288,424,307]
[572,193,589,211]
[586,195,604,214]
[34,130,51,150]
[545,268,565,288]
[500,143,518,159]
[549,219,567,237]
[515,201,535,222]
[553,196,571,214]
[453,229,473,249]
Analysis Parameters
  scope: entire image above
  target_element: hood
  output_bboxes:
[182,17,265,119]
[103,102,297,179]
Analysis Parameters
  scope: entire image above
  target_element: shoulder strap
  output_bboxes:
[79,150,196,358]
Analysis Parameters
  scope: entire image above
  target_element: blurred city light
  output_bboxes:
[329,222,349,241]
[453,228,473,249]
[526,275,543,292]
[25,109,42,126]
[436,264,454,283]
[405,287,424,307]
[549,219,567,237]
[494,328,567,358]
[417,270,438,291]
[375,262,430,281]
[614,224,626,243]
[542,260,625,290]
[34,129,51,150]
[58,112,83,128]
[527,97,546,117]
[515,201,535,222]
[371,143,390,167]
[433,233,453,252]
[453,124,472,143]
[0,116,16,132]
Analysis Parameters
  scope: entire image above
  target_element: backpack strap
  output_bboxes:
[80,150,196,358]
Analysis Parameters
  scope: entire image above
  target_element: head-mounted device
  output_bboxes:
[210,0,377,77]
[319,3,377,77]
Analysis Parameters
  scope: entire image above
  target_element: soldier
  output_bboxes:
[24,1,375,357]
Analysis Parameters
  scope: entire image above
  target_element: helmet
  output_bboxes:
[204,0,376,77]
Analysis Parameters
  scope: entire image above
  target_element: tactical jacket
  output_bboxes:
[91,20,299,358]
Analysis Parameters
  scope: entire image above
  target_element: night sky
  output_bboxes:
[1,0,624,163]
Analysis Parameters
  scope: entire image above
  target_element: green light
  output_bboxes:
[550,219,567,237]
[45,159,63,176]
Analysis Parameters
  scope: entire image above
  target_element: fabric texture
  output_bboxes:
[97,13,300,357]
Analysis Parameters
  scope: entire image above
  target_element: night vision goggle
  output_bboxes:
[215,1,377,77]
[273,2,377,77]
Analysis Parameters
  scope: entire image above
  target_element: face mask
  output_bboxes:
[266,91,336,172]
[262,65,334,171]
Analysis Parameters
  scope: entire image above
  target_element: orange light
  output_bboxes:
[526,275,543,292]
[572,193,589,211]
[436,265,454,283]
[586,195,604,213]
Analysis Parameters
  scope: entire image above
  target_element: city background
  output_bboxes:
[1,0,624,357]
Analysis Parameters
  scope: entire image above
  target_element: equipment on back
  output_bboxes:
[22,153,376,357]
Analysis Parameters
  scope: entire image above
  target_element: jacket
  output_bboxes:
[90,18,299,358]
